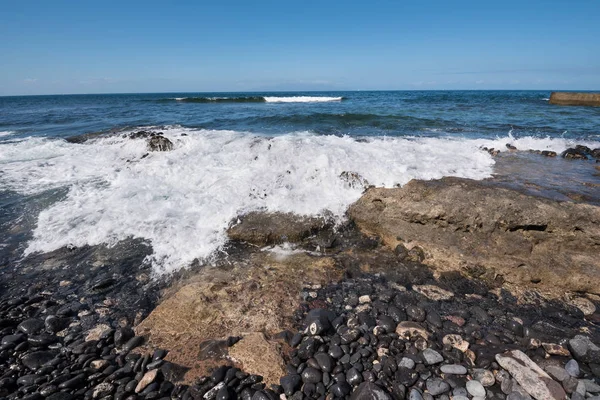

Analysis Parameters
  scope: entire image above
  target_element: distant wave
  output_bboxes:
[0,131,15,137]
[264,96,344,103]
[157,96,345,103]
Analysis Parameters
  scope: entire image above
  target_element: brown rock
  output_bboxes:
[549,92,600,107]
[135,369,159,393]
[442,334,469,352]
[348,177,600,295]
[228,332,286,387]
[413,284,454,301]
[227,212,332,246]
[542,343,571,357]
[395,321,429,340]
[136,251,340,383]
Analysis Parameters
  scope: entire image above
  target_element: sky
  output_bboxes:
[1,0,599,95]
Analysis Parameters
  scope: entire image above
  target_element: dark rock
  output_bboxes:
[279,374,301,396]
[18,318,46,335]
[45,316,71,333]
[122,336,144,352]
[331,381,352,397]
[314,353,333,372]
[22,351,56,370]
[301,367,322,384]
[350,382,392,400]
[147,135,173,152]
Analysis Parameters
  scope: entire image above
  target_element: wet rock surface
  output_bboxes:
[348,176,600,295]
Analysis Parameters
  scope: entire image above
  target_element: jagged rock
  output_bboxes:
[340,171,370,189]
[495,350,567,400]
[412,284,454,301]
[227,212,332,246]
[348,177,600,295]
[147,135,173,151]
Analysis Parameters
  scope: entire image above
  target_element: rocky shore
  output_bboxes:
[1,148,599,399]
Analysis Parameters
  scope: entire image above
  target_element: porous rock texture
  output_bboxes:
[348,177,600,295]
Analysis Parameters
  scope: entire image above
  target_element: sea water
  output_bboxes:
[1,91,599,273]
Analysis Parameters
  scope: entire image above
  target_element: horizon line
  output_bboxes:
[2,88,600,98]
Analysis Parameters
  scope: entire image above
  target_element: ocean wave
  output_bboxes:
[263,96,344,103]
[157,96,345,103]
[1,127,597,274]
[0,131,15,137]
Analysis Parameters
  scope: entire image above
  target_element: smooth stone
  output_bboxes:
[22,351,56,370]
[565,359,580,377]
[426,378,450,395]
[135,369,158,393]
[466,380,486,397]
[350,382,392,400]
[122,336,143,352]
[18,319,46,335]
[398,357,415,369]
[301,367,322,384]
[314,353,333,372]
[496,350,567,400]
[440,364,467,375]
[280,374,301,396]
[408,389,424,400]
[545,365,569,382]
[346,367,363,386]
[472,368,495,386]
[328,345,343,359]
[330,382,352,397]
[422,349,444,365]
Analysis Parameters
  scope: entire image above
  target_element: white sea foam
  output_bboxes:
[173,97,187,101]
[1,127,597,274]
[263,96,343,103]
[0,131,15,137]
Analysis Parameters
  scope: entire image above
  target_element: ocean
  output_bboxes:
[1,91,599,273]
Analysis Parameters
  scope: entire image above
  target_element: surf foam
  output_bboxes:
[263,96,343,103]
[0,131,15,137]
[1,128,595,274]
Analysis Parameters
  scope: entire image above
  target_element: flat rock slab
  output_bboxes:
[348,177,600,295]
[495,349,567,400]
[228,332,286,387]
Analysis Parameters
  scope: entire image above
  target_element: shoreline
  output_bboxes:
[0,172,599,399]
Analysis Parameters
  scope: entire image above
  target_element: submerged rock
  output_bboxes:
[147,134,173,151]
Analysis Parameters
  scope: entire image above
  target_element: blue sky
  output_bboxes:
[1,0,599,95]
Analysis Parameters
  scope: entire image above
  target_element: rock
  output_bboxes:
[412,285,454,301]
[396,321,429,340]
[541,150,557,157]
[17,318,45,335]
[92,383,114,399]
[583,379,600,393]
[565,360,580,377]
[569,297,596,316]
[426,378,450,395]
[90,359,109,370]
[340,171,370,189]
[314,353,333,372]
[422,349,444,365]
[350,382,392,400]
[330,382,352,397]
[442,334,469,352]
[569,335,600,363]
[85,324,112,341]
[495,350,567,400]
[227,212,332,246]
[561,148,588,159]
[466,380,486,397]
[228,332,286,387]
[348,177,600,295]
[542,343,571,357]
[549,92,600,107]
[122,336,143,352]
[358,295,371,304]
[147,135,173,151]
[22,351,56,370]
[301,367,322,384]
[136,369,159,393]
[440,364,467,375]
[472,368,495,386]
[544,365,569,382]
[398,357,416,369]
[114,327,134,347]
[280,374,301,396]
[45,316,70,333]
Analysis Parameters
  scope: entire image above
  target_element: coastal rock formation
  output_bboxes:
[549,92,600,107]
[135,251,341,385]
[348,177,600,295]
[227,212,333,246]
